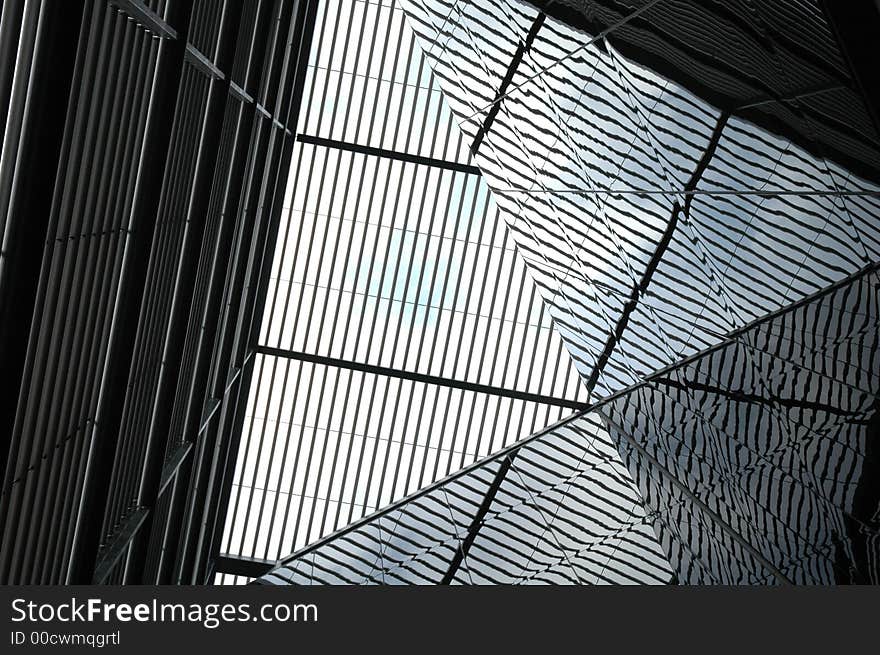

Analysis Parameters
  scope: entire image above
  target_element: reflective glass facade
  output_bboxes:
[261,266,879,584]
[256,0,880,584]
[401,0,880,399]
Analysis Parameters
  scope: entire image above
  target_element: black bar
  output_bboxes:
[256,345,591,411]
[185,43,224,81]
[584,110,730,394]
[441,452,514,584]
[92,507,149,584]
[110,0,177,40]
[297,133,483,176]
[470,12,545,155]
[214,554,275,579]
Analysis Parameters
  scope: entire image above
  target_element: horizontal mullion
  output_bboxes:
[185,43,224,81]
[255,345,589,411]
[109,0,177,40]
[228,80,292,135]
[297,133,482,176]
[214,554,274,578]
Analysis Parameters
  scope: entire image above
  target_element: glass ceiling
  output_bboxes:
[217,0,594,572]
[217,0,880,584]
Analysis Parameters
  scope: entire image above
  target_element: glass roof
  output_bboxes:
[218,0,593,564]
[219,0,880,581]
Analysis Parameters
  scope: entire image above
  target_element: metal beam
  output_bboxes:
[110,0,177,40]
[256,345,591,411]
[298,133,482,176]
[441,452,514,584]
[214,554,275,579]
[86,437,196,584]
[229,80,254,104]
[92,507,149,584]
[185,44,224,81]
[158,441,195,499]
